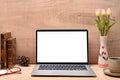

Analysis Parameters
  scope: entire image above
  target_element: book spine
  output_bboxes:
[0,34,1,69]
[6,38,16,68]
[0,32,12,69]
[1,39,7,69]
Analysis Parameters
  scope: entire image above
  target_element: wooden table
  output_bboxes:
[0,64,119,80]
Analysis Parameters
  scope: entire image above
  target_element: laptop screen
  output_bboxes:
[36,30,88,63]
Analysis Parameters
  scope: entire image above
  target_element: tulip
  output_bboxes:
[101,9,106,16]
[95,9,101,16]
[94,8,116,36]
[106,8,112,15]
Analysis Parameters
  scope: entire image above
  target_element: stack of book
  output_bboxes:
[0,32,16,69]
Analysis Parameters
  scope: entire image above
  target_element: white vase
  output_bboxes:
[98,36,108,67]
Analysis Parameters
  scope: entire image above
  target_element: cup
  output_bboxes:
[108,57,120,73]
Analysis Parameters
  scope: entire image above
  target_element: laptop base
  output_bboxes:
[31,64,96,77]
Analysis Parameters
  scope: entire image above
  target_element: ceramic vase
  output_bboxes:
[98,36,108,67]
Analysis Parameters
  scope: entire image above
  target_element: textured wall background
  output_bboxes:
[0,0,120,63]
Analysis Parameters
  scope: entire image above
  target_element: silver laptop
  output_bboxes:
[31,29,96,77]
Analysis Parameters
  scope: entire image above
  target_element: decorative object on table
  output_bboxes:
[95,8,116,67]
[17,56,30,66]
[0,32,16,69]
[108,57,120,73]
[103,68,120,77]
[0,67,21,76]
[103,57,120,77]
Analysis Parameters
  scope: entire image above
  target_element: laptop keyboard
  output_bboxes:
[38,64,87,70]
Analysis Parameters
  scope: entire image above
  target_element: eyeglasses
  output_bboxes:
[0,67,21,76]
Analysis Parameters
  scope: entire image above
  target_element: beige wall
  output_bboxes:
[0,0,120,64]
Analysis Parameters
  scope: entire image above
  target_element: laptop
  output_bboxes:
[31,29,96,77]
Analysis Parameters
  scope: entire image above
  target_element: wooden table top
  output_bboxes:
[0,64,119,80]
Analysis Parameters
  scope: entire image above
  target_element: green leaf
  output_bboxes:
[105,22,116,35]
[102,51,104,55]
[106,57,108,60]
[95,19,103,35]
[102,56,108,61]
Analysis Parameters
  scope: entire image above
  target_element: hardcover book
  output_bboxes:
[0,32,12,69]
[6,38,16,68]
[0,34,1,69]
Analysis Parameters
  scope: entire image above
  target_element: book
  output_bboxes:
[1,38,7,69]
[2,32,11,39]
[0,34,1,69]
[0,32,12,69]
[6,38,16,68]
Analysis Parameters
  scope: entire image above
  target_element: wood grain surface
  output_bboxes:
[0,0,120,63]
[0,64,120,80]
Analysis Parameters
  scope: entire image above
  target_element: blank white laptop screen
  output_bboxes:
[37,30,88,63]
